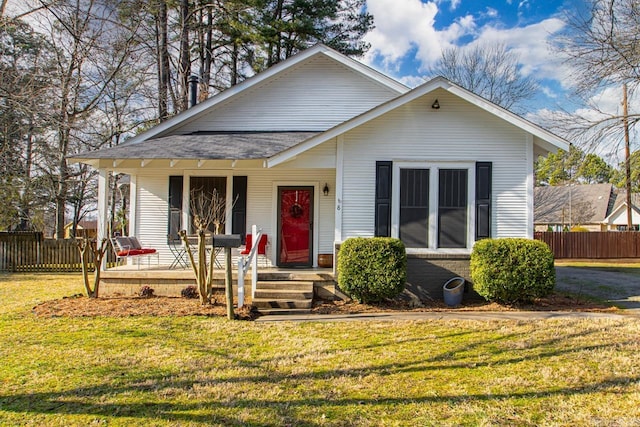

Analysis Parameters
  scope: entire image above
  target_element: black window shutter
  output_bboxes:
[232,176,248,244]
[168,176,183,239]
[475,162,492,240]
[375,161,392,237]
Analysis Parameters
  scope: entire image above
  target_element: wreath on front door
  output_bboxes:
[289,203,304,218]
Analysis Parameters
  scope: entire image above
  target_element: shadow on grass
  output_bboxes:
[1,374,637,425]
[1,321,634,425]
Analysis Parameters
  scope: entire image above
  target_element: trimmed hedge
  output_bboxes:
[470,238,555,303]
[338,237,407,303]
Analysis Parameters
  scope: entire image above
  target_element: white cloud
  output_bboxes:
[485,7,499,18]
[364,0,478,73]
[398,75,428,88]
[364,1,567,83]
[364,0,442,72]
[470,18,567,81]
[541,86,558,99]
[449,0,462,10]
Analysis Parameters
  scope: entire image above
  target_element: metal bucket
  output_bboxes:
[443,277,465,307]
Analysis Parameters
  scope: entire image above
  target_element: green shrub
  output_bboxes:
[470,238,555,303]
[570,226,589,232]
[338,237,406,303]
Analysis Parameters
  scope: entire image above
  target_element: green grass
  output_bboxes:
[1,273,640,426]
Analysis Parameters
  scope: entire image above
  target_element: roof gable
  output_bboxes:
[127,44,409,144]
[603,191,640,223]
[268,77,570,167]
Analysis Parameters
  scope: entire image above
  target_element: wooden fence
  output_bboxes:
[534,231,640,259]
[0,232,113,272]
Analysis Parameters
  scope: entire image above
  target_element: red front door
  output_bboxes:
[278,187,313,267]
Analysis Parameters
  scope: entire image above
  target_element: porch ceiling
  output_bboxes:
[70,131,320,166]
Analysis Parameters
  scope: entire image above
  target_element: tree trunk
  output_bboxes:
[78,238,107,298]
[55,155,68,239]
[623,83,633,230]
[178,0,191,112]
[155,0,169,121]
[231,39,239,86]
[201,5,213,99]
[197,229,207,304]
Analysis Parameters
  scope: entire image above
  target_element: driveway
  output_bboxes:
[555,265,640,312]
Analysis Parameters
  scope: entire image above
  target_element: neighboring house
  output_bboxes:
[71,44,568,298]
[534,184,640,232]
[602,191,640,231]
[534,184,614,231]
[63,219,98,239]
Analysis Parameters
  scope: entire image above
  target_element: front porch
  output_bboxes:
[100,265,338,313]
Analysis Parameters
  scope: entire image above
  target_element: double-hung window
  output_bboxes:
[392,162,475,250]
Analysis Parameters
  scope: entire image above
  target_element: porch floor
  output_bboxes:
[100,265,337,300]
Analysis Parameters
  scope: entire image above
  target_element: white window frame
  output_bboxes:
[391,161,476,253]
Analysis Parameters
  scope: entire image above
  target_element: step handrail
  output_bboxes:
[237,225,262,308]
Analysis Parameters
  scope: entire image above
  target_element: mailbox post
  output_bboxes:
[212,235,241,320]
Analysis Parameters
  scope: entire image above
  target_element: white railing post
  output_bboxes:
[236,225,263,306]
[251,224,258,300]
[237,257,245,308]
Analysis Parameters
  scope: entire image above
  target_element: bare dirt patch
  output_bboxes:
[33,293,260,320]
[311,292,618,314]
[33,291,617,320]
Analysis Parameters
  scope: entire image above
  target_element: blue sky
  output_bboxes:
[362,0,590,117]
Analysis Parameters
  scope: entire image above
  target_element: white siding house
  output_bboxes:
[72,44,568,276]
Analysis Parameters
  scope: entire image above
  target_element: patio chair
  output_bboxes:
[240,233,268,266]
[167,234,188,269]
[112,236,159,269]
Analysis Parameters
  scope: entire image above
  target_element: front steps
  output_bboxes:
[252,280,314,315]
[252,271,337,315]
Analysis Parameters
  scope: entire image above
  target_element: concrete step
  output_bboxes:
[252,298,313,309]
[254,288,313,300]
[256,281,314,291]
[257,308,312,316]
[257,272,334,282]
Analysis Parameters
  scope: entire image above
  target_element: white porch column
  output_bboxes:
[97,169,109,270]
[129,174,138,236]
[526,134,534,239]
[334,134,344,243]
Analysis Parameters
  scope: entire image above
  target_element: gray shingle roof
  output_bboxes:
[608,190,640,215]
[534,183,613,225]
[71,132,320,160]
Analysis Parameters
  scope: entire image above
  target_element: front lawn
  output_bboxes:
[1,273,639,426]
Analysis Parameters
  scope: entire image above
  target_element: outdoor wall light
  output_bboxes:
[323,183,330,196]
[431,99,440,109]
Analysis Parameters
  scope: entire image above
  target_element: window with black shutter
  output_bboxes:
[168,176,183,239]
[375,161,392,237]
[475,162,492,240]
[232,176,247,244]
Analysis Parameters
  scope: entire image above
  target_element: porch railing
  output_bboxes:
[237,225,263,308]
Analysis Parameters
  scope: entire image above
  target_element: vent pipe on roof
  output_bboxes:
[188,75,199,108]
